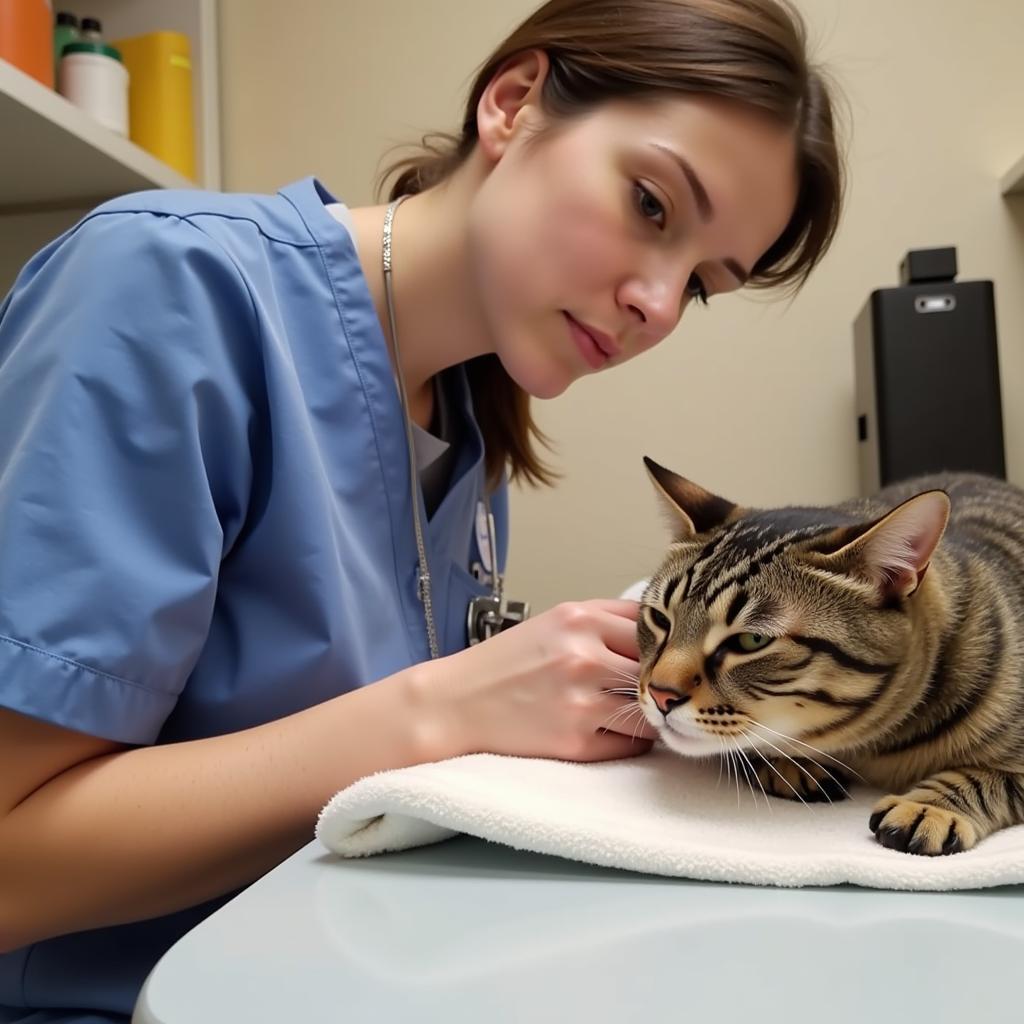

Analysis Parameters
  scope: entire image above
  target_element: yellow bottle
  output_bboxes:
[112,30,195,181]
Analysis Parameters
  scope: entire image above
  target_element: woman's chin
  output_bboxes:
[494,338,575,400]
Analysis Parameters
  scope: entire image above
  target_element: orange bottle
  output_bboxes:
[0,0,54,89]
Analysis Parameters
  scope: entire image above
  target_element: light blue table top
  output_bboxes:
[134,835,1023,1024]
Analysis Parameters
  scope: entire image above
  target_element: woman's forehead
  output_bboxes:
[591,96,799,243]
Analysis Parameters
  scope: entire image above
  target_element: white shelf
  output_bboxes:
[0,0,219,215]
[0,0,219,291]
[1000,152,1024,196]
[0,58,194,213]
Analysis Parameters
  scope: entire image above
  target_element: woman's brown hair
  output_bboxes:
[378,0,846,491]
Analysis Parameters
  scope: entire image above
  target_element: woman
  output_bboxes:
[0,0,843,1019]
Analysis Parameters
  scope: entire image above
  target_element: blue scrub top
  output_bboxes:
[0,177,509,1021]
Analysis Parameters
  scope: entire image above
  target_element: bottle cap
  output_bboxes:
[61,41,123,62]
[56,12,79,26]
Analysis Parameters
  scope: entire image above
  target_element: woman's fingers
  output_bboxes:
[578,731,654,763]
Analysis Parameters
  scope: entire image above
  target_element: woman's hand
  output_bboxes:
[414,599,660,763]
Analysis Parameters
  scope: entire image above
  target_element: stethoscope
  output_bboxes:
[383,194,530,655]
[467,498,530,645]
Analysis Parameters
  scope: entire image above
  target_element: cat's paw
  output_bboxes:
[752,756,850,803]
[869,796,978,855]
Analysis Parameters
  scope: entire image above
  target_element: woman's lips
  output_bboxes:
[564,312,609,369]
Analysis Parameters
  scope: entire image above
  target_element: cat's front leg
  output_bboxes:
[870,769,1024,855]
[750,755,851,803]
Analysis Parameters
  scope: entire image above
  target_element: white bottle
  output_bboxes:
[58,41,129,137]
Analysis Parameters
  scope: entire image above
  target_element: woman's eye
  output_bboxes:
[686,273,709,307]
[633,184,710,308]
[633,183,665,227]
[648,608,671,631]
[735,632,773,653]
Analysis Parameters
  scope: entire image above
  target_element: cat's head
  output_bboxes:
[636,457,950,758]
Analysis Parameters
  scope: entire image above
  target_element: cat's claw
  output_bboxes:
[869,796,978,855]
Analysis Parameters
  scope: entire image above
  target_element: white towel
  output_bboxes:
[318,577,1024,891]
[316,745,1024,891]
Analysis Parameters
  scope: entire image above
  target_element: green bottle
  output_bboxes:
[53,11,80,80]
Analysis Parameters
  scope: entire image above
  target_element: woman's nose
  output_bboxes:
[620,267,694,344]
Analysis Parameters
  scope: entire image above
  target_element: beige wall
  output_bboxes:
[220,0,1024,612]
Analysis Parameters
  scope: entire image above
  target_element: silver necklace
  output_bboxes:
[381,196,530,656]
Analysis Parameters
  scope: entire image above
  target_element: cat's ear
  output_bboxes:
[809,490,950,600]
[643,456,738,541]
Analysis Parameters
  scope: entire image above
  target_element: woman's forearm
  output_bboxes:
[0,661,458,952]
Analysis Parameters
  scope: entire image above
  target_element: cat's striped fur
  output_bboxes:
[636,458,1024,856]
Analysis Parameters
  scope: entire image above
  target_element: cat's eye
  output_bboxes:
[648,608,671,631]
[735,632,773,653]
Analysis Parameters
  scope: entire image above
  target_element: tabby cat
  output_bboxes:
[635,457,1024,856]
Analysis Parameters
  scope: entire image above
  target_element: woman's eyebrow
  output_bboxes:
[649,142,750,285]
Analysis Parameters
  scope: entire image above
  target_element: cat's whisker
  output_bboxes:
[601,678,640,693]
[588,685,641,707]
[745,722,854,798]
[720,736,744,802]
[612,665,640,679]
[598,710,631,733]
[736,731,772,813]
[595,672,640,690]
[603,665,640,683]
[744,731,836,804]
[600,704,645,732]
[747,742,809,807]
[605,707,655,745]
[744,718,864,781]
[716,735,732,791]
[731,741,761,809]
[595,702,656,746]
[715,736,726,789]
[597,684,641,696]
[631,708,648,743]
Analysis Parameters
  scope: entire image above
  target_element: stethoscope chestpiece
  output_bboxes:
[467,593,530,645]
[467,499,530,644]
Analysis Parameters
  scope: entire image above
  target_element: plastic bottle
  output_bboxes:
[53,11,79,79]
[0,0,54,89]
[58,40,129,136]
[114,31,196,179]
[79,16,102,42]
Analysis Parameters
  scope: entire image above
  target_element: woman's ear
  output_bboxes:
[476,49,551,162]
[643,456,738,541]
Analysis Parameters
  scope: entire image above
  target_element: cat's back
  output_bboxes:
[872,471,1023,531]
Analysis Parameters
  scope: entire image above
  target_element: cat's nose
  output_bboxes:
[647,683,691,715]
